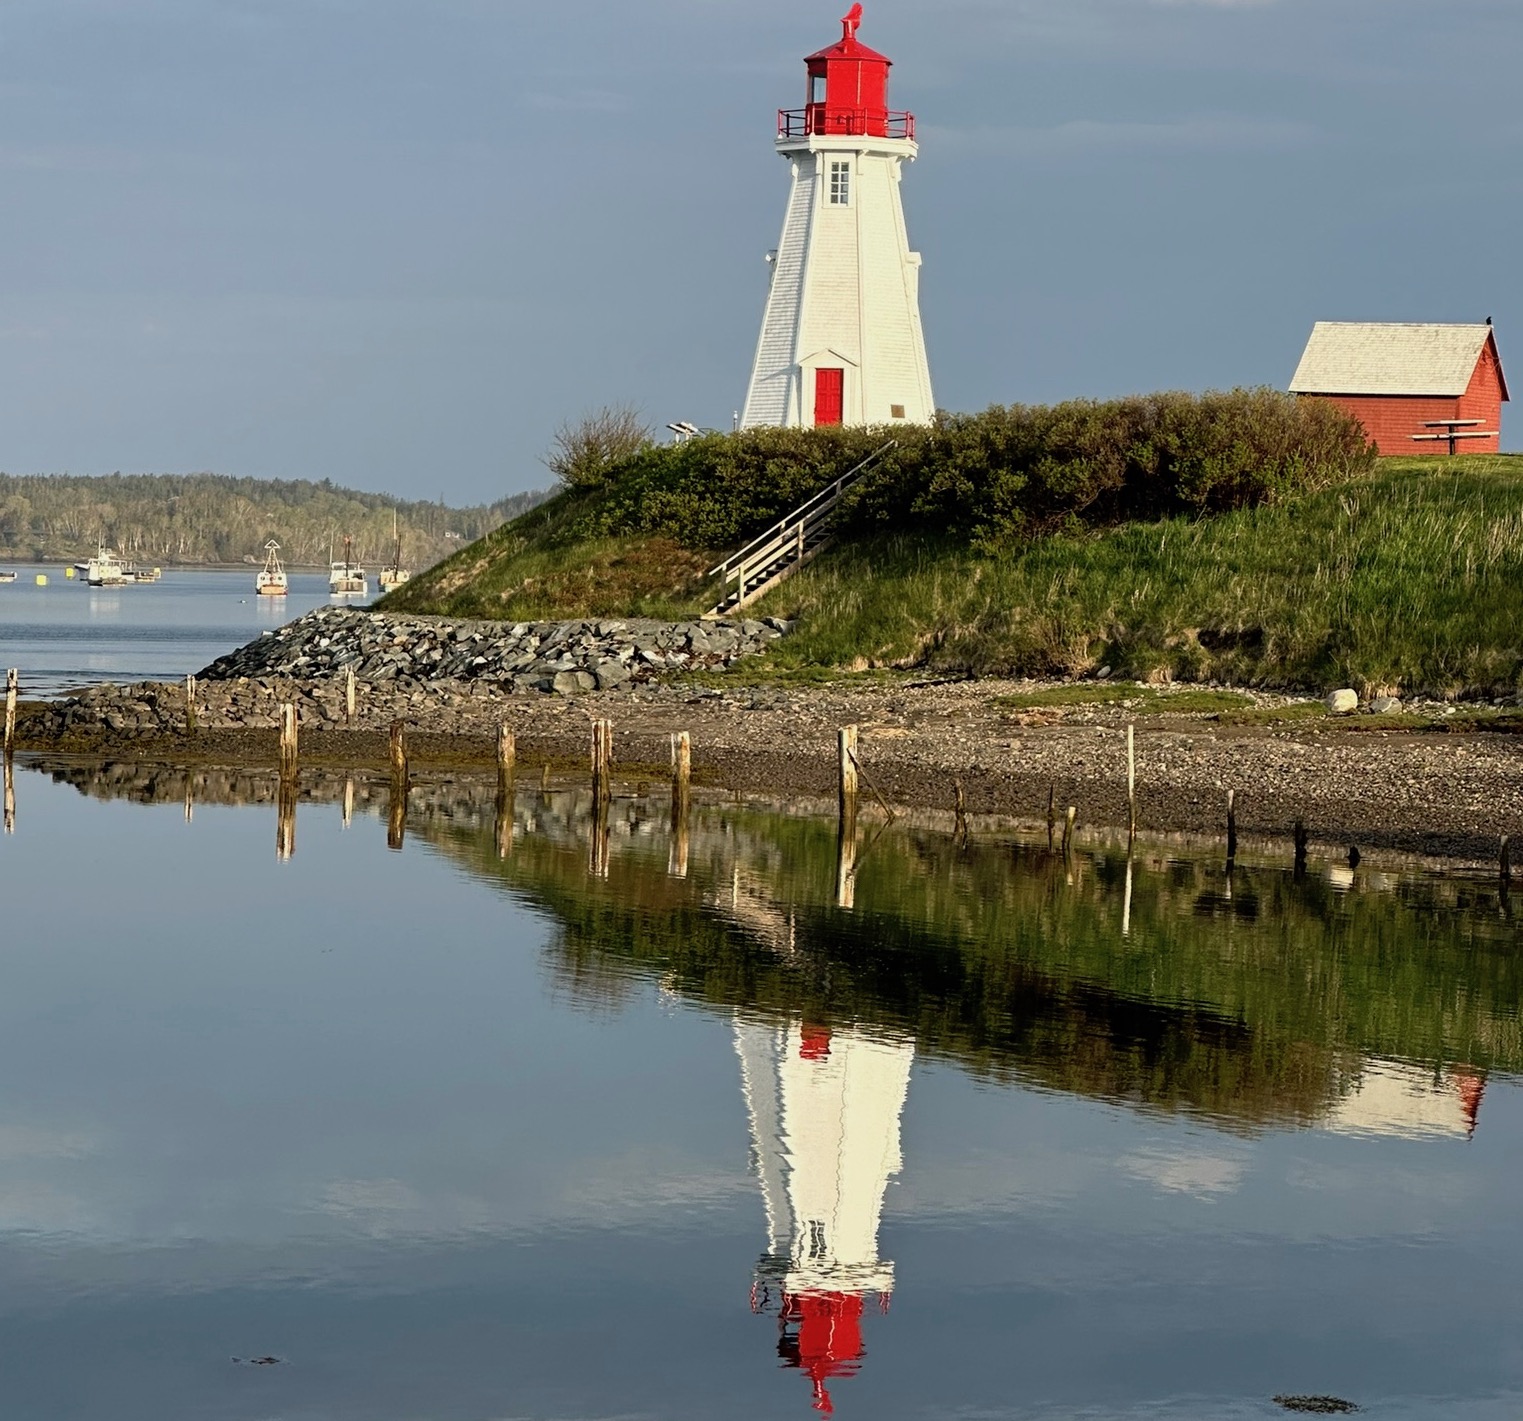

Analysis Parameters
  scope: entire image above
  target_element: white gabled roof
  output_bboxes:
[1289,322,1498,397]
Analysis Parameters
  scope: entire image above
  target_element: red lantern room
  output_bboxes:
[778,5,915,142]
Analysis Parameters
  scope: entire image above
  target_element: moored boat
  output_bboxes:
[0,571,16,584]
[329,535,367,596]
[256,540,288,596]
[378,512,411,593]
[86,547,127,587]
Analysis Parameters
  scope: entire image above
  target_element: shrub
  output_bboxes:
[549,390,1374,552]
[543,405,652,490]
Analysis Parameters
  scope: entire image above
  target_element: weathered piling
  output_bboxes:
[497,725,517,791]
[1501,835,1512,890]
[278,703,298,778]
[1293,817,1309,874]
[387,721,409,851]
[591,719,613,808]
[1062,805,1077,858]
[838,726,859,819]
[4,669,17,754]
[3,754,13,835]
[836,814,857,910]
[589,789,611,880]
[1126,723,1137,841]
[345,666,357,727]
[184,674,197,732]
[1226,789,1238,866]
[1348,844,1362,869]
[671,731,692,815]
[953,779,968,842]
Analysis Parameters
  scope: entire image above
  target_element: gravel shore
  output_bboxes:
[17,670,1523,864]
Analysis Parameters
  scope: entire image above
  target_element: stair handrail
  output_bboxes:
[707,441,897,581]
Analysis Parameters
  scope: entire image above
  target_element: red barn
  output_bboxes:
[1289,321,1508,454]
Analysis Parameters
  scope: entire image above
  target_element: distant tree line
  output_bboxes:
[0,472,549,568]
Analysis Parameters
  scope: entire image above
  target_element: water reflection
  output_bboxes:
[9,757,1523,1417]
[738,1019,910,1415]
[22,758,1522,1142]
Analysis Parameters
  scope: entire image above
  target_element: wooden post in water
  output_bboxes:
[1046,783,1057,852]
[497,725,517,792]
[953,779,968,842]
[668,730,691,879]
[183,772,194,825]
[671,731,692,815]
[342,776,355,830]
[1126,723,1137,842]
[278,703,298,779]
[1226,789,1238,867]
[1501,835,1512,891]
[3,753,13,835]
[4,669,17,755]
[1062,805,1077,858]
[1293,817,1309,874]
[387,720,409,852]
[184,674,197,732]
[1122,849,1134,939]
[345,666,357,727]
[591,719,613,809]
[836,810,858,910]
[494,784,514,861]
[838,726,859,820]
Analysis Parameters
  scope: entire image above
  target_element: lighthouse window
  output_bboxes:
[829,161,851,206]
[811,73,828,105]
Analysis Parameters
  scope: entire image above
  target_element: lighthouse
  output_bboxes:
[741,6,934,430]
[734,1016,914,1415]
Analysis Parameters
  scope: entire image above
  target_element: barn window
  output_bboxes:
[828,161,851,206]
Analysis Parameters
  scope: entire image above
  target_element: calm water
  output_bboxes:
[0,564,367,696]
[1,762,1521,1419]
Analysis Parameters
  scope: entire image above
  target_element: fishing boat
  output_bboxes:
[255,540,288,596]
[329,536,368,596]
[85,547,127,587]
[378,512,411,593]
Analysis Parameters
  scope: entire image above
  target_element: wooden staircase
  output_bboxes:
[703,442,896,619]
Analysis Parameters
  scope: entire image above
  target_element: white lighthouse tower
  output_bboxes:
[741,6,934,431]
[734,1016,914,1415]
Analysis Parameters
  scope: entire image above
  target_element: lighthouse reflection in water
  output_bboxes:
[735,1017,914,1415]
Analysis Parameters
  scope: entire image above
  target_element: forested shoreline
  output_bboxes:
[0,472,548,569]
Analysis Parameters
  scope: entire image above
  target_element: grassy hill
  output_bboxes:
[382,420,1523,696]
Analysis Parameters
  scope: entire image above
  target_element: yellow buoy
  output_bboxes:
[65,565,75,578]
[35,574,47,585]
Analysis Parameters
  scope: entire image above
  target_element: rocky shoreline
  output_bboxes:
[197,607,791,694]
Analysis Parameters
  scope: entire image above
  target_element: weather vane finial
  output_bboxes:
[842,4,863,40]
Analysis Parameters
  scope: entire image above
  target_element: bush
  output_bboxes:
[547,390,1374,553]
[543,405,652,490]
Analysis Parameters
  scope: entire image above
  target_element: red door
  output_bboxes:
[814,368,844,427]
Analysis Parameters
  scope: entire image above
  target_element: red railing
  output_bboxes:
[777,108,916,141]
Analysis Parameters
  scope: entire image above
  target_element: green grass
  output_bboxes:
[747,455,1523,695]
[392,454,1523,698]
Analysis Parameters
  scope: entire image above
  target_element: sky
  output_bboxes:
[0,0,1518,504]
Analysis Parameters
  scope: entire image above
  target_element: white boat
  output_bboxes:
[378,512,411,593]
[256,540,288,596]
[0,571,15,584]
[86,547,127,587]
[329,535,367,596]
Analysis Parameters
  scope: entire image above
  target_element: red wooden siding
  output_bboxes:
[1301,338,1506,456]
[814,368,844,427]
